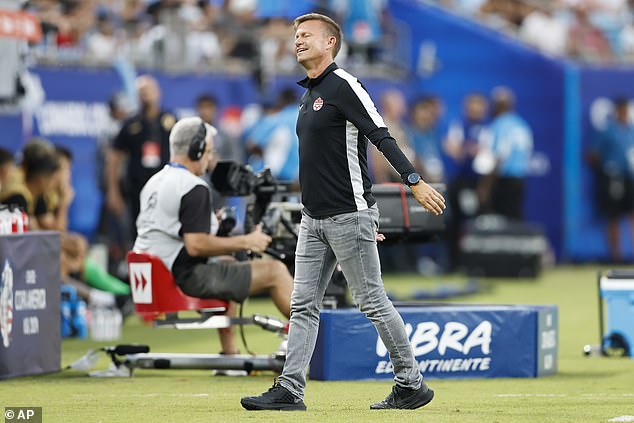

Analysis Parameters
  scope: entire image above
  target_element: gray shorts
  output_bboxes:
[178,261,251,303]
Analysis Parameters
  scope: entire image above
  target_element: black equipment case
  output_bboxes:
[371,183,446,242]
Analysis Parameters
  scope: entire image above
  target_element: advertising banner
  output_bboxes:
[311,305,558,380]
[0,232,61,379]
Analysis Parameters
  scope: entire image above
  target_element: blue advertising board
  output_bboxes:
[0,232,61,379]
[310,305,558,380]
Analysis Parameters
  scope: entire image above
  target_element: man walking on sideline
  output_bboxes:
[241,13,445,411]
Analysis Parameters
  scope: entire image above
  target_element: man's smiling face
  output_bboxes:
[294,20,333,65]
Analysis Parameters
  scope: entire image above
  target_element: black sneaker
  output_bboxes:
[370,381,434,410]
[241,381,307,411]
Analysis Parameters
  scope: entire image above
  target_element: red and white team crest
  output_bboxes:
[313,97,324,111]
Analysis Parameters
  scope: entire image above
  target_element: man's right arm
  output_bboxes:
[179,185,272,258]
[183,226,271,257]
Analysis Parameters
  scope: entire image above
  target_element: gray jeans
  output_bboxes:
[277,205,422,399]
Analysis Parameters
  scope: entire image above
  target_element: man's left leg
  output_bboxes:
[326,207,434,410]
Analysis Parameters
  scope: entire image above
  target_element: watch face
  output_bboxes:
[408,173,421,185]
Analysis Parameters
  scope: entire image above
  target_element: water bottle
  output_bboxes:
[11,208,24,233]
[20,210,29,232]
[60,285,76,338]
[110,308,122,340]
[90,307,122,341]
[0,207,11,235]
[74,300,88,339]
[90,306,105,341]
[61,296,72,338]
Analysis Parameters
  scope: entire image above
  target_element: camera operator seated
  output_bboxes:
[133,117,293,356]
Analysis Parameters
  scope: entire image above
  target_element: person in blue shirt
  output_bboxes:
[410,95,444,183]
[587,98,634,262]
[479,87,533,220]
[444,92,489,269]
[331,0,387,63]
[247,88,300,185]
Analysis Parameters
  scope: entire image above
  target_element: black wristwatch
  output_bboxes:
[406,172,422,186]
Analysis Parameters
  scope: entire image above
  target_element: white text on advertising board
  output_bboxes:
[375,321,492,374]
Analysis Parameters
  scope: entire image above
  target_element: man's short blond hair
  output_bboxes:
[293,13,343,59]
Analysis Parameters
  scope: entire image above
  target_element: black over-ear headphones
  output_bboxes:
[188,122,207,161]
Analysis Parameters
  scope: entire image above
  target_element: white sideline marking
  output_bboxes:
[130,393,210,398]
[496,393,634,398]
[495,394,566,397]
[608,416,634,422]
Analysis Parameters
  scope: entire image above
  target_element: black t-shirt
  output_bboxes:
[296,63,416,217]
[112,111,175,197]
[171,185,212,281]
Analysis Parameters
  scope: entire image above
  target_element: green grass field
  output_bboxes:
[2,266,634,422]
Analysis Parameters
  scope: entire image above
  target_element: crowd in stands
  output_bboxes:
[24,0,398,77]
[18,0,634,71]
[432,0,634,63]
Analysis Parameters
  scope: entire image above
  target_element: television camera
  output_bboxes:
[211,161,348,306]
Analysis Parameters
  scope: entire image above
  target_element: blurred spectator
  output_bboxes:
[178,0,223,69]
[56,1,95,47]
[331,0,389,64]
[0,148,15,191]
[619,19,634,61]
[216,0,260,71]
[449,0,488,14]
[243,100,280,172]
[38,145,74,232]
[97,93,133,277]
[444,92,489,269]
[43,147,132,305]
[519,1,569,56]
[197,93,243,163]
[409,95,444,183]
[197,92,233,210]
[567,5,615,62]
[370,89,414,183]
[258,17,297,81]
[586,97,634,262]
[86,11,121,63]
[0,139,59,219]
[246,88,300,184]
[106,75,176,239]
[478,0,526,29]
[479,87,533,220]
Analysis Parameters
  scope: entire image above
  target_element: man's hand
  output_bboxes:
[59,182,75,207]
[410,181,446,215]
[244,223,272,253]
